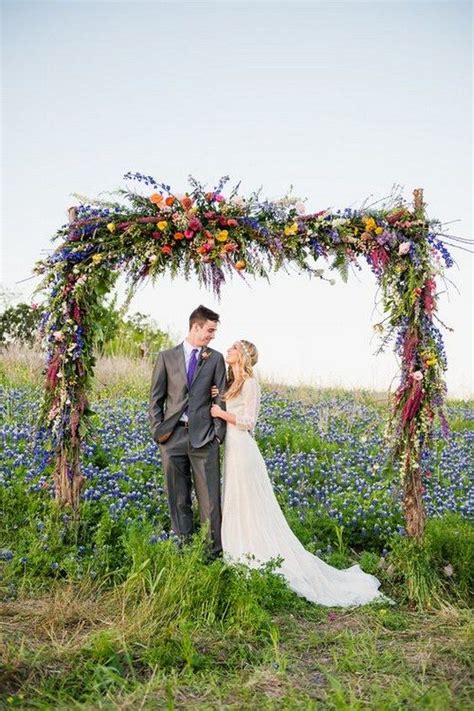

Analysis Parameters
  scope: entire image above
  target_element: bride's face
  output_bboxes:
[225,343,242,365]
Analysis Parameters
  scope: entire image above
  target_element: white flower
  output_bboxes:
[398,241,411,256]
[329,279,336,286]
[411,371,423,381]
[231,195,244,207]
[295,201,306,215]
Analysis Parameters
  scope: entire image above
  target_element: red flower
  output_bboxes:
[386,208,409,225]
[72,302,81,323]
[188,217,202,231]
[46,354,61,390]
[161,245,172,255]
[370,247,389,272]
[227,218,238,227]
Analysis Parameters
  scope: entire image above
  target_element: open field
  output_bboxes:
[0,351,472,709]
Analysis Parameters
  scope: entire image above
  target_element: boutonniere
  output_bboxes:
[199,349,211,365]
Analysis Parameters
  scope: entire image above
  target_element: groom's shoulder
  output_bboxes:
[207,346,225,359]
[156,344,181,360]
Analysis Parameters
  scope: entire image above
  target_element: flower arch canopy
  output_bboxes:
[34,173,454,539]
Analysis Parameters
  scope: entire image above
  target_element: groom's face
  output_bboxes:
[193,319,218,347]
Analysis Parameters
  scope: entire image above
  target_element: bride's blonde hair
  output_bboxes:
[224,340,258,401]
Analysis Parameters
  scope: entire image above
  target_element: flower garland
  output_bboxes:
[34,174,454,536]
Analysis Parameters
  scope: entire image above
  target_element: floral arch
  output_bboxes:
[34,173,455,540]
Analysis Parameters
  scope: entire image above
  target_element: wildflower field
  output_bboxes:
[0,354,473,709]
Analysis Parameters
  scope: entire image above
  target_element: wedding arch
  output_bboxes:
[34,173,455,540]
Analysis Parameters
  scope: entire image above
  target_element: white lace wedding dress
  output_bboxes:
[221,378,384,607]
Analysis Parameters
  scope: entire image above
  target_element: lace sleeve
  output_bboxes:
[235,378,260,431]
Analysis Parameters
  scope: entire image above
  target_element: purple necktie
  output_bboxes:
[187,348,198,388]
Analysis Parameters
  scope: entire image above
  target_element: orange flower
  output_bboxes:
[174,232,184,241]
[181,196,193,210]
[150,193,163,205]
[165,196,175,207]
[235,260,246,271]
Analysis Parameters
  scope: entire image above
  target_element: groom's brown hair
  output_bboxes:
[189,305,220,329]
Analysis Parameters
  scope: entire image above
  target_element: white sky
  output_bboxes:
[1,0,472,397]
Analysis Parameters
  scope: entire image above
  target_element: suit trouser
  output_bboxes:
[159,425,222,555]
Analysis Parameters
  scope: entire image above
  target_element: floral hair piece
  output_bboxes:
[239,340,252,362]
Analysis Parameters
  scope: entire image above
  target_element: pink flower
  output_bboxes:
[214,194,225,202]
[411,371,423,381]
[295,201,306,215]
[188,217,202,231]
[31,303,38,310]
[398,241,411,256]
[184,229,194,240]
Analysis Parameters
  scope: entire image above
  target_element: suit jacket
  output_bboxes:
[149,343,227,448]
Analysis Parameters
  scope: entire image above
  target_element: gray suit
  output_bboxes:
[149,344,227,555]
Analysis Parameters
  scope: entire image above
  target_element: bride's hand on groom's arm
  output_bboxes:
[210,403,236,425]
[210,404,224,418]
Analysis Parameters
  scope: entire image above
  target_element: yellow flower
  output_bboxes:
[375,226,384,235]
[107,222,116,233]
[92,254,103,264]
[284,222,298,236]
[426,357,437,367]
[364,217,377,232]
[216,229,229,242]
[157,221,168,231]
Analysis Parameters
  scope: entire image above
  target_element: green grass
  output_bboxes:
[0,352,472,709]
[1,571,472,709]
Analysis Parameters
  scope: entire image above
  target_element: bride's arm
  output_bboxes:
[210,379,258,430]
[210,407,237,426]
[235,378,258,431]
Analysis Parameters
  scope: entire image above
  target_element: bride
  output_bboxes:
[210,340,385,607]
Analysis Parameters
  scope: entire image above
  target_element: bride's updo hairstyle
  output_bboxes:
[224,340,258,401]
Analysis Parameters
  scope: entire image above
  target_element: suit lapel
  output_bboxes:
[191,349,212,388]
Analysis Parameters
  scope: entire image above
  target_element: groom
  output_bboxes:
[149,305,227,557]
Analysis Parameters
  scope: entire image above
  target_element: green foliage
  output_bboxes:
[0,302,43,347]
[385,514,473,608]
[102,310,174,358]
